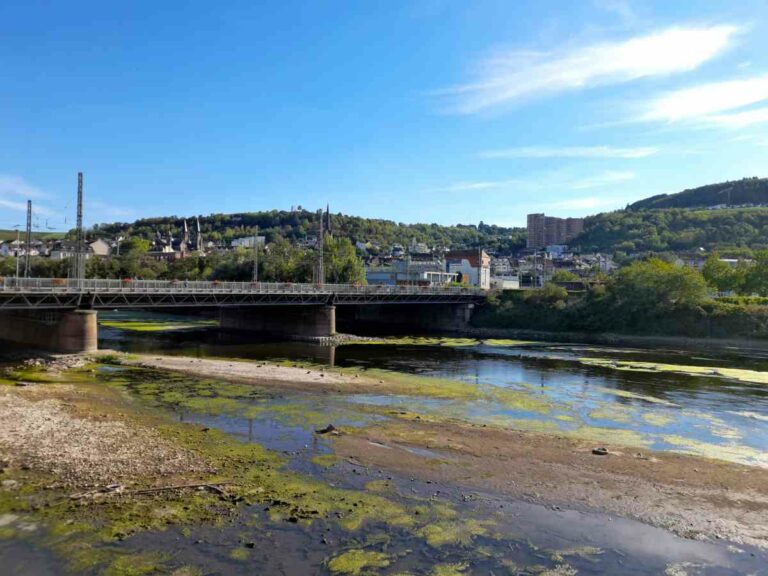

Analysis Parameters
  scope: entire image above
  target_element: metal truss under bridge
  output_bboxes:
[0,278,486,310]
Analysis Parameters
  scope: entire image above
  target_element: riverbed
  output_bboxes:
[0,313,767,575]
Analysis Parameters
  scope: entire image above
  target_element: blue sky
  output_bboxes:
[1,0,767,230]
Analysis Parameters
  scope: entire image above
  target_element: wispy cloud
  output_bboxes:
[0,175,47,199]
[570,170,635,189]
[547,196,627,210]
[438,25,739,114]
[427,180,512,193]
[89,200,137,220]
[427,169,636,198]
[594,0,637,24]
[478,145,658,159]
[705,106,768,129]
[0,175,55,217]
[642,74,768,123]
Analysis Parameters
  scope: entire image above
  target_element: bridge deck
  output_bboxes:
[0,278,485,309]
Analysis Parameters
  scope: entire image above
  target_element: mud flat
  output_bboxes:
[98,351,768,550]
[334,418,768,549]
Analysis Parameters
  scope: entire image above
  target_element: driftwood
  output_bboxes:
[70,482,233,500]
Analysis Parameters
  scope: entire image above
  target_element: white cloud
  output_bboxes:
[0,198,29,212]
[702,106,768,129]
[594,0,637,24]
[0,175,54,217]
[478,145,657,159]
[439,25,739,114]
[547,196,623,210]
[0,175,47,199]
[570,170,635,189]
[428,180,511,193]
[643,74,768,123]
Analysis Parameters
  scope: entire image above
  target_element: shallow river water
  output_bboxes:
[3,313,768,575]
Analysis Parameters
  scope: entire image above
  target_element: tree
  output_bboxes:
[261,238,313,283]
[608,259,708,327]
[323,236,366,284]
[121,238,151,256]
[551,270,580,283]
[743,250,768,296]
[702,252,739,292]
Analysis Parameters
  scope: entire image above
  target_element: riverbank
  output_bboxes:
[91,351,768,549]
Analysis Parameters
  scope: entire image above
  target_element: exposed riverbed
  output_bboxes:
[0,312,767,574]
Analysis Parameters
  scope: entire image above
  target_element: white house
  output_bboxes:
[446,249,491,290]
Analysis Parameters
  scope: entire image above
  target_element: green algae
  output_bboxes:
[100,320,217,332]
[416,519,490,547]
[588,404,634,424]
[103,552,170,576]
[431,563,469,575]
[661,435,768,467]
[565,425,652,448]
[229,547,250,561]
[345,336,538,349]
[364,479,393,493]
[345,337,479,347]
[642,412,676,427]
[482,339,537,347]
[311,454,340,468]
[327,549,390,574]
[581,358,768,386]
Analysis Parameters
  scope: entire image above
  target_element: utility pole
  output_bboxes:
[24,201,32,277]
[70,172,86,282]
[14,228,20,280]
[316,209,325,285]
[252,226,259,282]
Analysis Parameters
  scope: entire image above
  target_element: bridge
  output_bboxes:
[0,278,486,353]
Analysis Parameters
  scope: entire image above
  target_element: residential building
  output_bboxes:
[527,214,584,249]
[490,276,520,290]
[491,256,513,276]
[231,236,266,249]
[446,249,491,290]
[89,239,112,257]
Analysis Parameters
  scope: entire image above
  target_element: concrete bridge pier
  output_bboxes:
[219,305,337,340]
[0,310,98,353]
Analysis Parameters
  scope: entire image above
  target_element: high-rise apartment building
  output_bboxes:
[526,213,584,249]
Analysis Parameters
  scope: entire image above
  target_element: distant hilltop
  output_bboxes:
[628,177,768,211]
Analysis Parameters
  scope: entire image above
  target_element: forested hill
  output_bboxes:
[574,207,768,256]
[628,177,768,210]
[94,210,527,255]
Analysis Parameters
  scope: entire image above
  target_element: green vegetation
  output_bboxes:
[474,258,768,339]
[94,209,526,255]
[628,177,768,210]
[575,206,768,255]
[327,549,391,574]
[0,229,64,242]
[0,234,366,283]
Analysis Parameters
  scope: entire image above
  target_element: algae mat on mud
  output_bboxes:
[580,358,768,385]
[0,363,528,575]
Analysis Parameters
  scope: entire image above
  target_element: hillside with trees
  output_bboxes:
[93,210,526,255]
[628,177,768,210]
[573,207,768,256]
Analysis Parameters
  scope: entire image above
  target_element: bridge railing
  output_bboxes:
[0,277,482,296]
